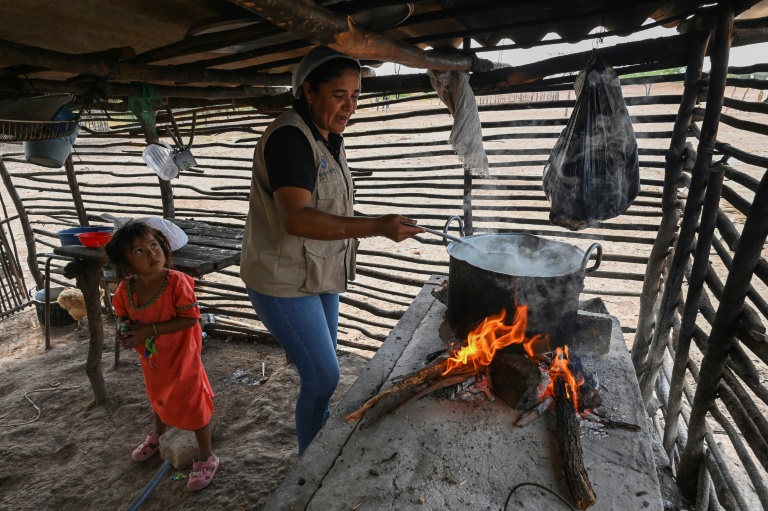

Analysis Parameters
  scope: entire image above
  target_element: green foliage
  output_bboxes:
[623,67,685,78]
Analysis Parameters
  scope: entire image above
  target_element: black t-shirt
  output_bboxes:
[263,106,344,193]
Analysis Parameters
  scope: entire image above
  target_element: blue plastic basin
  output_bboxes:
[58,226,113,246]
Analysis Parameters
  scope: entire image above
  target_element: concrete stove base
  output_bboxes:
[262,276,662,511]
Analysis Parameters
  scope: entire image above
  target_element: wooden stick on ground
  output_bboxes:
[554,377,596,510]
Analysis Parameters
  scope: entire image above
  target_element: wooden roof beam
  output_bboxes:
[0,76,286,100]
[403,0,669,46]
[468,9,695,54]
[227,0,493,72]
[360,32,708,95]
[134,23,284,64]
[0,38,289,86]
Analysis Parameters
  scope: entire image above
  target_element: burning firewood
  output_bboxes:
[554,377,597,510]
[344,354,479,423]
[346,307,541,424]
[542,347,597,510]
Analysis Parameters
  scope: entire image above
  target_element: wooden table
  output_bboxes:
[53,219,242,403]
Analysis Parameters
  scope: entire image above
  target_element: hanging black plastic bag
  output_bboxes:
[543,50,640,231]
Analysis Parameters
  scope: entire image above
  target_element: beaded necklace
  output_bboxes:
[126,274,168,365]
[126,274,169,310]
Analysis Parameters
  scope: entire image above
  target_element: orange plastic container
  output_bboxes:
[77,231,112,248]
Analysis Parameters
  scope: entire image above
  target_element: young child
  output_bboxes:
[105,221,218,491]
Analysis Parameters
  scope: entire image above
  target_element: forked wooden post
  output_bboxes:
[64,154,89,226]
[139,113,175,218]
[638,2,734,405]
[631,31,710,374]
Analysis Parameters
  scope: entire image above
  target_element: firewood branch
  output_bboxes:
[555,377,597,510]
[345,355,479,423]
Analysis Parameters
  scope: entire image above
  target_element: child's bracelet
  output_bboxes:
[152,323,158,336]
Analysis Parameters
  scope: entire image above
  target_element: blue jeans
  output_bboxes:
[247,288,340,454]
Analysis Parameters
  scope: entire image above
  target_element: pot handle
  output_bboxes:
[442,215,465,246]
[582,243,602,274]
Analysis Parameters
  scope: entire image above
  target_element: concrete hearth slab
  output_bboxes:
[262,276,662,511]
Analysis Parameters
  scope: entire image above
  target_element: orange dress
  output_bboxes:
[113,270,214,431]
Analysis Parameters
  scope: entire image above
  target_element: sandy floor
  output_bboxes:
[0,308,370,510]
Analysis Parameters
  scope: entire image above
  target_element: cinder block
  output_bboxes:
[572,310,616,356]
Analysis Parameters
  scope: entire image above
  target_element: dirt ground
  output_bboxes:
[0,308,370,510]
[0,81,766,510]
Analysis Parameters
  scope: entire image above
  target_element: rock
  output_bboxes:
[572,311,614,356]
[244,453,256,465]
[578,297,609,315]
[488,353,540,410]
[159,429,198,469]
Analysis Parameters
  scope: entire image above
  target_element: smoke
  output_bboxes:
[449,234,582,277]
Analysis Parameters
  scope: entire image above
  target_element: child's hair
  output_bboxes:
[104,221,173,279]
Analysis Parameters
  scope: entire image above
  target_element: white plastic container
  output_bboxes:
[142,143,179,180]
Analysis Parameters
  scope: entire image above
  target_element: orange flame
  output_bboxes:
[541,346,584,411]
[442,306,548,375]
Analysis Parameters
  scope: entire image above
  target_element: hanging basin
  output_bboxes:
[23,126,80,168]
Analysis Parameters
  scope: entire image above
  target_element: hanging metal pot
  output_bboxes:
[442,217,602,346]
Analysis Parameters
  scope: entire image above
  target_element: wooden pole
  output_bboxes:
[462,37,474,236]
[663,158,729,453]
[677,101,768,508]
[226,0,492,72]
[64,259,109,403]
[139,113,175,218]
[0,37,288,86]
[554,377,596,509]
[63,154,89,226]
[0,156,43,289]
[638,3,734,406]
[631,30,710,374]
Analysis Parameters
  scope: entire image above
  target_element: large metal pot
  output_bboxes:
[445,221,601,347]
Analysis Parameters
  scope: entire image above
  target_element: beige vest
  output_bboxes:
[240,109,357,297]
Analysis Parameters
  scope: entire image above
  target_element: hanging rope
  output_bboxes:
[126,82,163,138]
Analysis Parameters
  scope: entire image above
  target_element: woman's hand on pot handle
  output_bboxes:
[378,215,424,242]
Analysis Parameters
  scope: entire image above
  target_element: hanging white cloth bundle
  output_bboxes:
[427,70,489,177]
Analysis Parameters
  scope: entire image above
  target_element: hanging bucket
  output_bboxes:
[23,126,80,168]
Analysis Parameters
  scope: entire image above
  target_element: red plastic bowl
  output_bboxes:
[77,231,112,248]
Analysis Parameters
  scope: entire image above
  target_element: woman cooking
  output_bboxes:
[240,46,423,454]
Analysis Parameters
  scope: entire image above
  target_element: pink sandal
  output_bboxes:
[131,432,160,461]
[187,454,219,491]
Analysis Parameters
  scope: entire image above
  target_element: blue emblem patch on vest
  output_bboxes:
[319,155,328,170]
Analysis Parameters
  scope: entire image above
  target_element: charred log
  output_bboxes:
[554,377,597,510]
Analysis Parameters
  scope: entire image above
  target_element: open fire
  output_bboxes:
[442,305,591,416]
[347,304,609,509]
